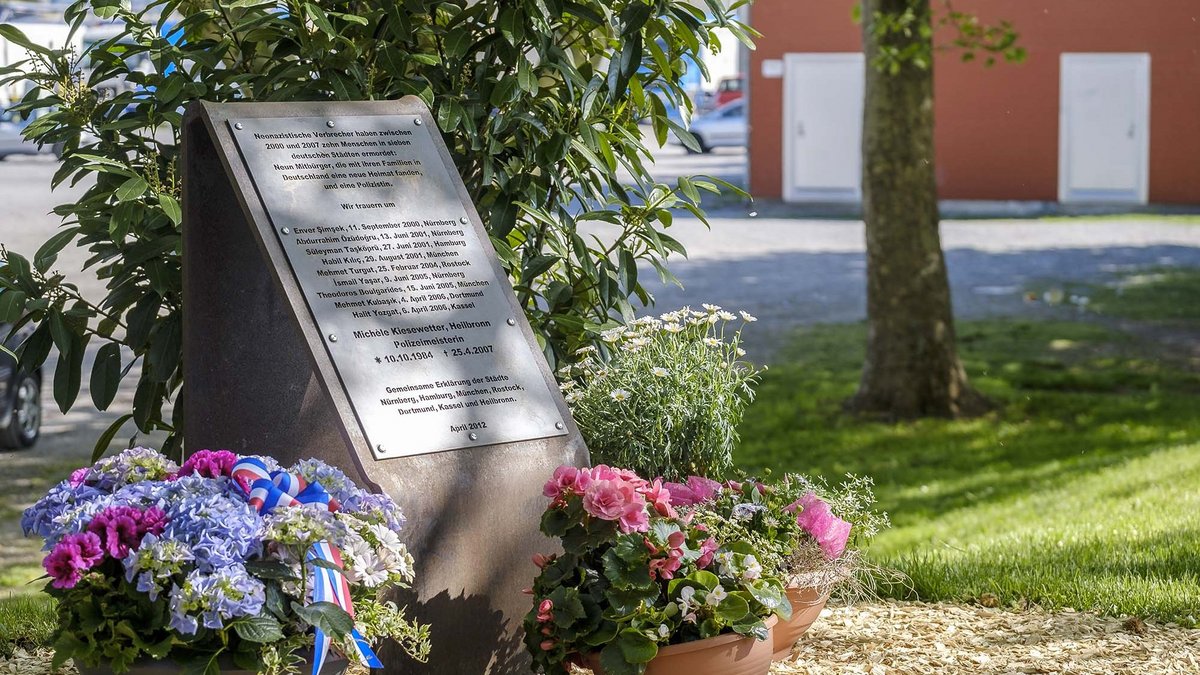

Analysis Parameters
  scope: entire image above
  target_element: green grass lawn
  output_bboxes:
[737,318,1200,626]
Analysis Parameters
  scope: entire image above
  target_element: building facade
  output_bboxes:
[748,1,1200,205]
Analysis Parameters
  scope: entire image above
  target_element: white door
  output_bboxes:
[783,53,864,202]
[1059,54,1150,204]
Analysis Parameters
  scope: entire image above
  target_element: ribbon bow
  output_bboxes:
[232,458,383,674]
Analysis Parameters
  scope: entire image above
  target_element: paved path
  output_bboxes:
[641,217,1200,357]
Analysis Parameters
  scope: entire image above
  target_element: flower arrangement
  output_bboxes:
[21,447,431,674]
[560,305,761,480]
[666,473,890,595]
[524,465,791,675]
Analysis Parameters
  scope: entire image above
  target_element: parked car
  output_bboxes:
[670,99,746,153]
[714,75,744,107]
[0,322,42,449]
[0,110,56,160]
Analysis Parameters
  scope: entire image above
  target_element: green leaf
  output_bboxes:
[54,331,84,413]
[0,24,55,57]
[292,601,355,639]
[616,629,657,664]
[245,560,301,581]
[33,227,79,273]
[114,176,148,202]
[0,289,27,323]
[598,642,640,675]
[159,194,182,226]
[232,615,285,643]
[90,342,122,410]
[715,592,752,623]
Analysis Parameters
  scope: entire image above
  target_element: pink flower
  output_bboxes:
[536,599,554,622]
[696,537,719,569]
[793,493,852,560]
[176,449,239,480]
[543,466,587,498]
[588,465,621,483]
[86,506,169,560]
[43,532,104,589]
[641,479,677,518]
[667,531,685,549]
[540,639,556,652]
[582,480,629,520]
[618,501,650,533]
[67,467,90,488]
[532,553,554,569]
[664,476,723,506]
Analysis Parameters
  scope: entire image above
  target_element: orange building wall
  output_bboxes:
[748,1,1200,203]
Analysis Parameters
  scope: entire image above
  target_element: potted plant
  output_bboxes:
[21,447,432,674]
[559,306,761,481]
[663,474,889,660]
[524,465,790,675]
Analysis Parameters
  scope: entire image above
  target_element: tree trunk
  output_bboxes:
[846,0,989,419]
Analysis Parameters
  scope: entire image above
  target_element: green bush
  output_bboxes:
[0,0,752,456]
[561,305,760,479]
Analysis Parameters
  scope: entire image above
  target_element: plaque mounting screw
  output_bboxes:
[326,120,335,128]
[414,118,423,126]
[507,318,516,326]
[376,444,386,453]
[328,334,338,342]
[233,123,244,130]
[459,217,468,224]
[555,422,565,430]
[468,433,478,441]
[281,227,291,235]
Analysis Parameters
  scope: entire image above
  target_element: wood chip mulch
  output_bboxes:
[776,601,1200,674]
[4,601,1198,674]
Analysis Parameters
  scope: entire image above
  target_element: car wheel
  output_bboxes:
[1,372,41,449]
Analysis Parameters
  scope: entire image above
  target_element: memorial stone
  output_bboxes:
[181,98,589,673]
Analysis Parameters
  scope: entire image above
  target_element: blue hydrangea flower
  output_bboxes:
[21,480,105,543]
[168,564,265,634]
[123,533,194,601]
[83,447,179,492]
[161,480,263,572]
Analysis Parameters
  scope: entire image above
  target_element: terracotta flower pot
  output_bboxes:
[771,584,830,661]
[587,616,777,675]
[77,655,348,675]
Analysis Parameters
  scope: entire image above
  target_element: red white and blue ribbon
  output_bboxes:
[232,458,383,674]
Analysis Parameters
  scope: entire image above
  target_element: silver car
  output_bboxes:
[0,111,56,160]
[671,100,746,154]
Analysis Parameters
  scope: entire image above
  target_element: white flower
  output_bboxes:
[564,391,583,403]
[657,624,670,639]
[684,612,698,624]
[601,328,623,342]
[736,348,746,357]
[369,523,404,553]
[742,555,763,581]
[703,337,720,348]
[558,381,576,391]
[664,323,684,333]
[353,549,388,587]
[652,367,669,378]
[609,389,630,402]
[739,311,757,322]
[706,314,720,324]
[378,546,416,583]
[702,303,721,312]
[660,311,683,322]
[717,311,736,321]
[574,345,597,355]
[627,337,650,349]
[680,586,696,602]
[706,585,728,606]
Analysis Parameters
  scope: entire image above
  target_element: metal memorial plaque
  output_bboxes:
[226,114,567,459]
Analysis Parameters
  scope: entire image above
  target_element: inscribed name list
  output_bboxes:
[228,115,566,459]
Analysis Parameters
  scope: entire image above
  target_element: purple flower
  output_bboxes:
[43,532,104,589]
[176,450,239,480]
[790,493,852,560]
[86,505,169,559]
